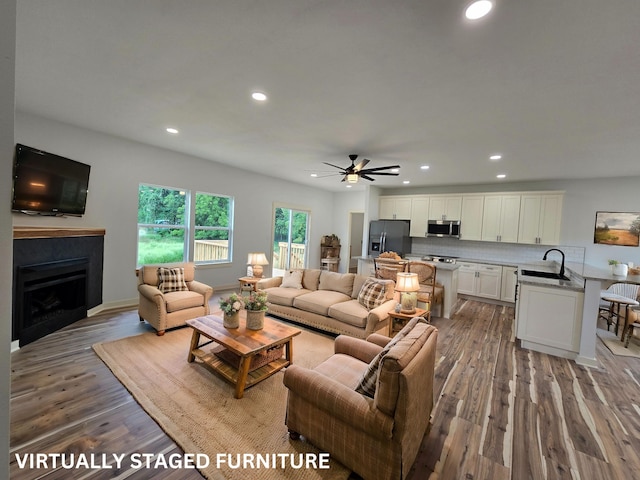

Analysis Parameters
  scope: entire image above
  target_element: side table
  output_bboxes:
[238,276,262,294]
[388,308,430,337]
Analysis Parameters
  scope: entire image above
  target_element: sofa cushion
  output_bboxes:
[164,290,205,313]
[281,270,303,289]
[318,271,355,296]
[328,300,369,328]
[293,290,351,316]
[301,269,321,291]
[264,287,310,307]
[357,278,387,310]
[355,317,425,398]
[157,267,189,293]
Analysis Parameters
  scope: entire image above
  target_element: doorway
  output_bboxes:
[348,212,364,273]
[272,206,309,277]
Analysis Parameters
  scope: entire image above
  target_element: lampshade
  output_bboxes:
[395,272,419,292]
[346,173,359,184]
[247,252,269,266]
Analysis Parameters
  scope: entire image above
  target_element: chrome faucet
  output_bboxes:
[543,248,565,278]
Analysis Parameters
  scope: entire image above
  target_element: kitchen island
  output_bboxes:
[516,261,640,367]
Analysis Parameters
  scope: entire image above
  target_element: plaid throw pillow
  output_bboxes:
[157,267,189,293]
[355,317,425,398]
[357,278,387,310]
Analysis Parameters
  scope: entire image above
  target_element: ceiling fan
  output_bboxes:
[323,154,400,183]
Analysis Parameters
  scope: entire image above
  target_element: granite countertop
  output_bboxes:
[517,261,585,291]
[357,255,461,271]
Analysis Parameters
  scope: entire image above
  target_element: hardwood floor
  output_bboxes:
[10,298,640,479]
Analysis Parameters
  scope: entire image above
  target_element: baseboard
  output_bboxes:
[11,340,20,353]
[88,298,137,317]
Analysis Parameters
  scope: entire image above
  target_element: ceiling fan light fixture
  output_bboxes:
[347,173,359,183]
[465,0,493,20]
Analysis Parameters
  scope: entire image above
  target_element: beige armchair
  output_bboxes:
[137,262,213,335]
[283,319,438,480]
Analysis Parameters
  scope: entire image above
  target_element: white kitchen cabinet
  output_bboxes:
[517,283,583,355]
[460,195,484,241]
[518,193,563,245]
[500,266,518,302]
[379,196,412,220]
[457,262,502,300]
[409,196,429,237]
[428,195,462,221]
[481,194,521,243]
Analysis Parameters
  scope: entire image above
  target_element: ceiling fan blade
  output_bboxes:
[361,172,400,176]
[360,174,376,181]
[354,158,370,172]
[359,165,400,173]
[323,162,347,171]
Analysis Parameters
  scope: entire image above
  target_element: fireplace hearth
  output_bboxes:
[16,258,89,346]
[12,227,105,347]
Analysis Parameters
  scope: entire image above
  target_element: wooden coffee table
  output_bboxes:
[186,312,301,398]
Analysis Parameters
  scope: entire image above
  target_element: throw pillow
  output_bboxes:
[355,317,426,398]
[157,267,189,293]
[281,270,303,289]
[357,278,387,310]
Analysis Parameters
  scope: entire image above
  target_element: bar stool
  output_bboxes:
[600,283,640,338]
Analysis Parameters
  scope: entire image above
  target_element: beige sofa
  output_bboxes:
[284,319,438,480]
[257,269,396,338]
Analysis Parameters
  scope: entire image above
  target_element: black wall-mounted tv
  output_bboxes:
[12,144,91,216]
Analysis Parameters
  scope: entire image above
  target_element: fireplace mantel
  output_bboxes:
[13,226,106,239]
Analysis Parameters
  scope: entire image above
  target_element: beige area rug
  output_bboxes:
[597,328,640,358]
[93,322,350,480]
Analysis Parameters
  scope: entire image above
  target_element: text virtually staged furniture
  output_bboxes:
[186,313,301,399]
[258,269,396,338]
[137,262,213,335]
[284,318,438,480]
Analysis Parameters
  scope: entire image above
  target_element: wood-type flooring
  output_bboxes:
[10,298,640,479]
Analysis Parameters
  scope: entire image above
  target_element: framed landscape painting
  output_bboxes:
[594,211,640,246]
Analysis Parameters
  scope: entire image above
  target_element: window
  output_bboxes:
[137,184,233,265]
[194,192,233,263]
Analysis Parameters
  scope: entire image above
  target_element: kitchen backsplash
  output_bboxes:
[410,237,585,265]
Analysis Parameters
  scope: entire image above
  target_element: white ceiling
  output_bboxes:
[15,0,640,192]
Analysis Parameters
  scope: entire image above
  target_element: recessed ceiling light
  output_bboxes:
[403,180,411,184]
[310,173,318,177]
[166,127,179,134]
[420,165,430,170]
[496,174,506,179]
[465,0,493,20]
[346,185,352,188]
[489,154,502,161]
[252,92,267,101]
[391,168,400,173]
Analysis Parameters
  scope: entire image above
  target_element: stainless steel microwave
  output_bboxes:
[426,220,461,238]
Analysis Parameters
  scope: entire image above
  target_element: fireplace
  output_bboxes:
[16,258,88,346]
[13,227,105,347]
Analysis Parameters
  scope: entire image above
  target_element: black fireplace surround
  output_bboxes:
[13,234,103,346]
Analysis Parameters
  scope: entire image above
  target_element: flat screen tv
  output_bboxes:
[12,144,91,216]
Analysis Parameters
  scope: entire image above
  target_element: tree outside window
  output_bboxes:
[194,192,233,263]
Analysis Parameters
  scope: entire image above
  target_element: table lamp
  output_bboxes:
[247,252,269,278]
[395,272,420,314]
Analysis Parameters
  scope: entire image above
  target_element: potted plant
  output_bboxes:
[219,292,244,328]
[245,290,268,330]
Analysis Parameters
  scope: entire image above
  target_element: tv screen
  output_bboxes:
[12,144,91,216]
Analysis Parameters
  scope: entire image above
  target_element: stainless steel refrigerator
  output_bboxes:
[368,220,411,257]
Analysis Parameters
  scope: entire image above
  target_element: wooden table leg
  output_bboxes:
[285,339,293,363]
[235,356,252,399]
[187,329,200,363]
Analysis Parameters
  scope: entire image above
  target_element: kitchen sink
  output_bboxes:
[521,269,570,281]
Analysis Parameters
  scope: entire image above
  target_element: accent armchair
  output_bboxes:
[137,262,213,335]
[283,319,438,480]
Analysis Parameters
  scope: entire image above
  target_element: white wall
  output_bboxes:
[1,0,16,475]
[382,177,640,269]
[14,112,337,306]
[331,190,365,272]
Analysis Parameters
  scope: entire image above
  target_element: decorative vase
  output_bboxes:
[223,312,240,329]
[246,310,265,330]
[613,263,628,277]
